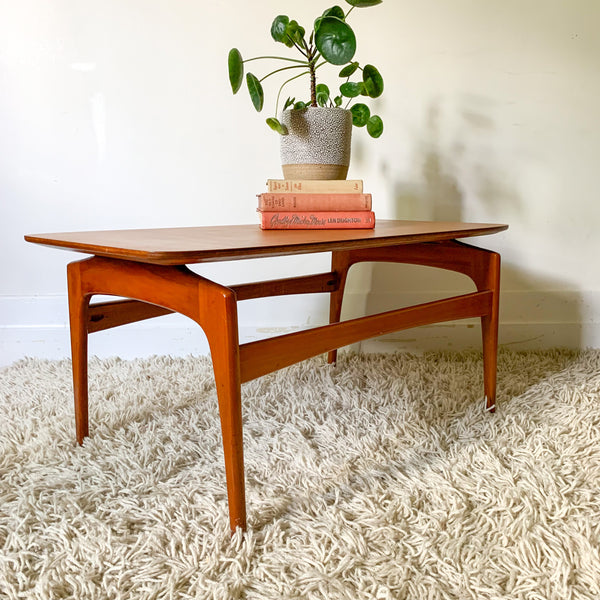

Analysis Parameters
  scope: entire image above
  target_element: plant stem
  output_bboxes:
[306,45,319,107]
[275,70,311,116]
[309,60,317,106]
[291,40,309,58]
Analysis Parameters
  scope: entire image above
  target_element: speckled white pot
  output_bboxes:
[280,107,352,180]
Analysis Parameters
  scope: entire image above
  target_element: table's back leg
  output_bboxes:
[327,251,352,364]
[340,242,502,411]
[67,261,91,444]
[479,251,501,412]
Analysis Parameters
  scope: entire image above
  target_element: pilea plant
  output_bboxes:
[228,0,384,138]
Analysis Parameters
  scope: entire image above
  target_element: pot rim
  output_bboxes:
[281,106,351,113]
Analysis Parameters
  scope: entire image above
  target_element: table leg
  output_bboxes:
[327,251,352,364]
[67,261,91,444]
[479,251,501,412]
[65,256,246,533]
[202,293,246,532]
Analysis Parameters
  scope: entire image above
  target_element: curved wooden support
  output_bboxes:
[326,241,501,410]
[336,240,496,289]
[67,256,246,532]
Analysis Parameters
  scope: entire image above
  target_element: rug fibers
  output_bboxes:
[1,349,600,599]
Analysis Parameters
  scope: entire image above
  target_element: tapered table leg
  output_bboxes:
[204,293,246,532]
[479,251,501,412]
[67,261,91,444]
[327,251,352,364]
[66,256,247,532]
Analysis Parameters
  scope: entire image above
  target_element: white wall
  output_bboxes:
[1,0,599,365]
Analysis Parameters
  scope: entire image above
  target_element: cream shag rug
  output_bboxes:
[1,349,600,599]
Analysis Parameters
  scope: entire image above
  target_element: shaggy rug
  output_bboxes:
[1,349,600,600]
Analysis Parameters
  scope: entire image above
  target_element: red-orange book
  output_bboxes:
[257,192,372,211]
[258,210,375,230]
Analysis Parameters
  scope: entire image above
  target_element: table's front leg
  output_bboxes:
[66,256,246,533]
[201,290,246,532]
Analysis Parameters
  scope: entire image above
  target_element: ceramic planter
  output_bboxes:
[280,107,352,180]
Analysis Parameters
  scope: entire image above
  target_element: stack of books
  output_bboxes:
[256,178,375,230]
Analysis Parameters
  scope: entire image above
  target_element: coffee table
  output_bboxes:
[25,219,507,532]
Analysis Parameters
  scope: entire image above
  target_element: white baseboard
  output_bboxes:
[2,291,599,366]
[359,322,599,353]
[0,294,332,366]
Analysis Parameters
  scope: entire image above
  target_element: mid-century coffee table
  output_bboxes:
[25,219,507,532]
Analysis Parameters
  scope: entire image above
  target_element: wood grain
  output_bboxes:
[25,220,507,265]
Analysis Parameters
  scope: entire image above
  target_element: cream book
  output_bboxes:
[266,179,363,193]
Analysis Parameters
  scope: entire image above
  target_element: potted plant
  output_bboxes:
[228,0,384,179]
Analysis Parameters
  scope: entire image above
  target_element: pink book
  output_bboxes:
[258,210,376,230]
[257,192,372,211]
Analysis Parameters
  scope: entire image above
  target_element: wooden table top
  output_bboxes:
[25,220,508,265]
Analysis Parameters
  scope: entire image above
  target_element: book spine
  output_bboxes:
[266,179,363,193]
[259,211,375,230]
[258,193,372,211]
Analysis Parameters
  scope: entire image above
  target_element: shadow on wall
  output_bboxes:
[359,101,583,351]
[385,101,522,222]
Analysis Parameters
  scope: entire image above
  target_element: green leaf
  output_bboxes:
[285,20,306,47]
[363,64,384,98]
[339,62,359,78]
[314,17,356,65]
[340,81,364,97]
[366,114,383,137]
[334,95,343,106]
[228,48,244,94]
[345,0,383,7]
[316,83,330,106]
[246,73,264,112]
[350,103,370,126]
[283,97,295,111]
[294,101,308,109]
[266,117,288,135]
[323,5,346,20]
[271,15,290,43]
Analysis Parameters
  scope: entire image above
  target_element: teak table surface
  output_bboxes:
[25,219,508,533]
[25,220,507,264]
